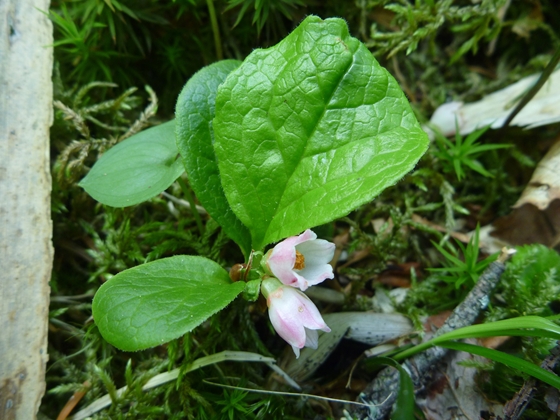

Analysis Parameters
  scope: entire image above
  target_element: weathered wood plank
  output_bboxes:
[0,1,53,419]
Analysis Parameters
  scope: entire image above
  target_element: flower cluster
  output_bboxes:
[261,229,335,358]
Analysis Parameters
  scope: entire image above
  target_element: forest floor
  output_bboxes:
[42,1,560,419]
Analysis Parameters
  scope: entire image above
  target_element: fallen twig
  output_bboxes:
[503,341,560,420]
[352,247,515,420]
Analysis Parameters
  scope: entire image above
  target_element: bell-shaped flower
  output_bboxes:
[261,278,330,358]
[264,229,335,291]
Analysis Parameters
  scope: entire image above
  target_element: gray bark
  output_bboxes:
[0,1,53,419]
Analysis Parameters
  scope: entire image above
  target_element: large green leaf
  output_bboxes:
[92,255,245,351]
[213,16,429,250]
[79,121,184,207]
[175,60,251,257]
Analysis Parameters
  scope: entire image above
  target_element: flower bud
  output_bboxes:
[229,263,246,282]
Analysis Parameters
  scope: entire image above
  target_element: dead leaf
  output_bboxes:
[416,339,505,420]
[424,310,453,331]
[479,335,511,350]
[375,262,421,288]
[339,247,372,269]
[545,387,560,415]
[489,200,560,249]
[282,312,413,382]
[476,139,560,253]
[56,381,91,420]
[372,217,394,238]
[411,214,471,243]
[427,69,560,137]
[331,230,350,267]
[514,139,560,211]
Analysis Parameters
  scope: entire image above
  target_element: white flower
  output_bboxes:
[264,229,335,291]
[261,278,331,358]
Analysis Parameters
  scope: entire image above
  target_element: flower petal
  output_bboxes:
[295,239,335,287]
[283,287,331,331]
[268,301,307,349]
[304,328,319,349]
[267,229,335,290]
[291,345,301,359]
[262,278,331,358]
[295,238,335,266]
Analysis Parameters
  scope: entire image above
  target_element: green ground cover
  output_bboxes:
[43,1,560,418]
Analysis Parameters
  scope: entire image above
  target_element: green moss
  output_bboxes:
[45,0,560,417]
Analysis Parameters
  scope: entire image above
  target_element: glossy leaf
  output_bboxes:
[79,121,184,207]
[92,255,245,351]
[175,60,251,256]
[394,315,560,361]
[213,16,429,250]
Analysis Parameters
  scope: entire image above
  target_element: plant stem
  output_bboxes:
[206,0,223,60]
[177,176,205,235]
[502,46,560,128]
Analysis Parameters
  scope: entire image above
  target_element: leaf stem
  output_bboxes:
[177,176,205,235]
[206,0,223,60]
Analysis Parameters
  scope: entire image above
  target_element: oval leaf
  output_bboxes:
[176,60,251,256]
[79,120,184,207]
[92,255,245,351]
[213,16,429,250]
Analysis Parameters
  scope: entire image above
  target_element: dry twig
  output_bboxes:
[352,248,515,419]
[503,342,560,420]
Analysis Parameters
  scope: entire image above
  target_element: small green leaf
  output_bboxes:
[79,121,184,207]
[214,16,429,250]
[175,60,251,257]
[242,279,261,302]
[92,255,245,351]
[366,357,415,420]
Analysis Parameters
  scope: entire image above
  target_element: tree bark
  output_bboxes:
[0,1,53,419]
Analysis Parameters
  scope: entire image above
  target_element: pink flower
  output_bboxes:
[264,229,335,291]
[261,278,331,358]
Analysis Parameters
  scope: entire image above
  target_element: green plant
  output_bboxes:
[80,16,429,354]
[226,0,305,35]
[52,81,157,187]
[433,124,510,181]
[44,2,560,418]
[48,0,169,84]
[429,225,497,289]
[206,386,282,420]
[393,315,560,391]
[488,244,560,321]
[48,0,213,108]
[365,0,512,61]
